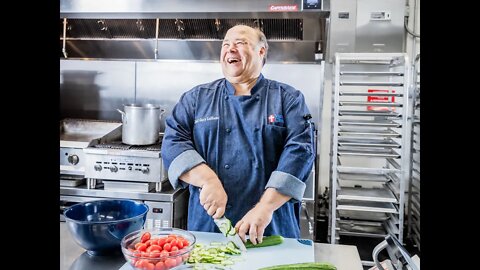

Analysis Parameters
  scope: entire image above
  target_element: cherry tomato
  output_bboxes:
[157,237,167,247]
[132,251,142,258]
[176,240,184,249]
[147,245,162,253]
[135,242,144,250]
[136,243,148,252]
[159,250,169,259]
[141,232,151,243]
[162,243,171,252]
[137,259,150,268]
[149,250,161,258]
[164,258,177,269]
[154,261,165,270]
[150,238,159,246]
[146,262,155,270]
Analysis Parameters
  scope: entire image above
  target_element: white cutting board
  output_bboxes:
[120,231,314,269]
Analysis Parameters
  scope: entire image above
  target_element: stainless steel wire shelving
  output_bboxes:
[328,53,413,265]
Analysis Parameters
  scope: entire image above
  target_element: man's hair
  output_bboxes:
[255,28,269,66]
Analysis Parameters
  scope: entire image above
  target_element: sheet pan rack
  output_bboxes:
[328,53,412,258]
[407,55,420,251]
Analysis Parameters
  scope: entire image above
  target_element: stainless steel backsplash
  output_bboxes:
[60,59,325,134]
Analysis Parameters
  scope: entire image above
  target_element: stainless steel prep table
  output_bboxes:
[60,222,363,270]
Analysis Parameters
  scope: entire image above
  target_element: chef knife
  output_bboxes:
[213,216,247,252]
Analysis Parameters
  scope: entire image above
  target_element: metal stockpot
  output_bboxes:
[117,104,166,145]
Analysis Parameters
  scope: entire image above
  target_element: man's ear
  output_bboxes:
[259,46,266,58]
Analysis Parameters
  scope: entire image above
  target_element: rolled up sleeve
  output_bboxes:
[265,171,306,202]
[267,88,315,202]
[168,150,205,189]
[161,90,203,189]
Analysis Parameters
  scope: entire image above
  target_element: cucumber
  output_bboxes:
[216,218,233,236]
[258,262,337,270]
[245,235,284,248]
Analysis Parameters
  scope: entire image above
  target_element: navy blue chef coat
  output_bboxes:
[161,74,315,238]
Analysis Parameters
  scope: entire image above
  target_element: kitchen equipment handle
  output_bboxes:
[117,109,126,122]
[372,240,388,270]
[159,108,166,120]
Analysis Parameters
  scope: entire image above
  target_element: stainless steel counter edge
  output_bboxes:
[60,185,186,201]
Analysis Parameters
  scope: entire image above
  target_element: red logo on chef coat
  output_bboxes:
[268,114,275,123]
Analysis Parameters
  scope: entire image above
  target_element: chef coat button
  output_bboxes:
[225,128,231,133]
[224,164,230,169]
[224,96,229,100]
[255,95,260,100]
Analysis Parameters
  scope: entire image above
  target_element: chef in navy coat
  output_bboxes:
[161,25,315,245]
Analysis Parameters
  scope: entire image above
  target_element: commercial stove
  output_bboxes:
[83,135,168,192]
[60,119,122,178]
[60,132,189,230]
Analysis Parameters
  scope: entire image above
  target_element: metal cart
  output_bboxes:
[328,53,413,266]
[407,54,420,250]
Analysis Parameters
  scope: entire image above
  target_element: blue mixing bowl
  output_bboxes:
[64,199,149,256]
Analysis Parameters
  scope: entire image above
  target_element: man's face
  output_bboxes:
[220,25,266,84]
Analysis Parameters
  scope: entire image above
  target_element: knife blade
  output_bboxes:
[213,216,247,252]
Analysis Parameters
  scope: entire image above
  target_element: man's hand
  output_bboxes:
[235,188,291,244]
[235,203,273,245]
[199,178,228,218]
[179,163,228,219]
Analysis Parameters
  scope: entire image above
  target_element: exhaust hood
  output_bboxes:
[60,0,330,62]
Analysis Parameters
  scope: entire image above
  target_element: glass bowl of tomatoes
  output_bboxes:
[121,228,196,270]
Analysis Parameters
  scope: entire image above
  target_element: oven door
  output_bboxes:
[59,196,182,229]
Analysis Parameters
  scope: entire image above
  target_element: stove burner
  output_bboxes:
[93,140,161,151]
